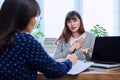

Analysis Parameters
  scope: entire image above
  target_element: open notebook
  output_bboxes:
[91,37,120,68]
[67,60,93,75]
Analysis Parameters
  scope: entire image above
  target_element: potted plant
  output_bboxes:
[31,17,45,45]
[90,24,108,37]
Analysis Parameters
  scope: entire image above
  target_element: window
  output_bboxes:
[44,0,74,38]
[44,0,114,37]
[0,0,4,9]
[83,0,113,35]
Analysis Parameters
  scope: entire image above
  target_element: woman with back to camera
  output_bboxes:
[0,0,77,80]
[54,10,95,61]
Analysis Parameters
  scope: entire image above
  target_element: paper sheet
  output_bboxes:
[67,60,94,75]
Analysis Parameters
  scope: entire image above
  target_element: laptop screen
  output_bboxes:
[91,36,120,63]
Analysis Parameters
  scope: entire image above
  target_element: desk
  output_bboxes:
[37,67,120,80]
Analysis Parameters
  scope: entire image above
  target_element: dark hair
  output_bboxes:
[0,0,40,51]
[56,10,85,44]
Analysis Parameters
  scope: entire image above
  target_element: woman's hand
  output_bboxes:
[80,48,90,54]
[73,38,84,49]
[66,54,78,65]
[69,38,84,53]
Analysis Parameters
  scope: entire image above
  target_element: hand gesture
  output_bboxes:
[66,54,78,65]
[80,48,90,54]
[72,38,84,50]
[69,38,84,53]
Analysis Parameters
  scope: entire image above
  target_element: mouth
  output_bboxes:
[71,27,76,30]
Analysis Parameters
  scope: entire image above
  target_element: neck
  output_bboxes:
[72,32,80,38]
[21,30,30,33]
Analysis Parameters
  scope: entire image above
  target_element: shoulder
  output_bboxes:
[84,32,96,41]
[58,37,65,43]
[86,31,95,37]
[15,32,34,40]
[15,32,39,45]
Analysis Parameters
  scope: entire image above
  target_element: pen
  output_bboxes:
[70,48,76,54]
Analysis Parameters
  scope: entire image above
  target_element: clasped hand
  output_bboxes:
[72,38,84,50]
[70,38,90,54]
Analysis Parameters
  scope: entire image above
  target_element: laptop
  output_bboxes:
[91,36,120,68]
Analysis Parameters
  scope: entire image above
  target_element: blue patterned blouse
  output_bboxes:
[0,32,72,80]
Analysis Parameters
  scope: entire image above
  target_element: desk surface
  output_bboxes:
[37,67,120,80]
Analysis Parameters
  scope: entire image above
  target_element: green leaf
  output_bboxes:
[90,24,108,37]
[31,20,45,39]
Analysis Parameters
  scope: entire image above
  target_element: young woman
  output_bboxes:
[0,0,77,80]
[54,11,95,61]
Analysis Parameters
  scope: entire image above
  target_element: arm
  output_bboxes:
[25,35,72,79]
[54,38,71,59]
[86,33,96,59]
[73,32,96,60]
[78,32,96,60]
[74,49,86,60]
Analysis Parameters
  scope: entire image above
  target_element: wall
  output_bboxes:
[113,0,120,35]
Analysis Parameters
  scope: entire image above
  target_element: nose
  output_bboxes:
[71,21,74,25]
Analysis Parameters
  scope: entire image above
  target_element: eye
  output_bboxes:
[67,20,71,23]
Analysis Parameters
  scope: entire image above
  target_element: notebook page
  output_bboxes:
[67,60,93,75]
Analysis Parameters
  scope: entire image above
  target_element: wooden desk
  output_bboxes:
[37,67,120,80]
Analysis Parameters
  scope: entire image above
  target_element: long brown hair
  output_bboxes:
[55,10,85,44]
[0,0,40,51]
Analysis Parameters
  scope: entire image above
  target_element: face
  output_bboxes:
[67,16,80,33]
[23,17,36,33]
